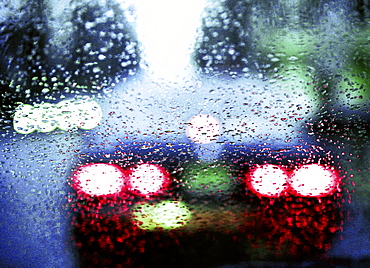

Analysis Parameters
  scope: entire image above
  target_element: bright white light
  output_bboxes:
[35,103,58,133]
[72,163,125,196]
[128,164,168,196]
[13,97,102,133]
[55,99,79,131]
[133,0,206,80]
[13,104,40,134]
[248,164,288,197]
[56,98,102,131]
[186,114,221,144]
[289,164,338,197]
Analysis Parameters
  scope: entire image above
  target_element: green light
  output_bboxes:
[273,64,317,99]
[332,23,370,112]
[272,31,313,59]
[181,162,235,196]
[336,70,370,108]
[259,28,315,58]
[260,30,319,112]
[132,201,192,231]
[337,28,370,110]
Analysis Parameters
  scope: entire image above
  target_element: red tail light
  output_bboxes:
[288,164,340,197]
[71,163,171,198]
[127,163,171,196]
[245,163,341,198]
[246,164,289,197]
[71,163,126,197]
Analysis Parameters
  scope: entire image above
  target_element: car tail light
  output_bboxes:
[71,163,126,197]
[71,162,173,199]
[127,163,171,196]
[244,163,341,198]
[288,164,340,197]
[246,164,289,198]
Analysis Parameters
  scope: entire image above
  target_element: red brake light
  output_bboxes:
[71,163,126,197]
[246,164,288,197]
[288,164,340,197]
[245,163,340,198]
[127,163,170,196]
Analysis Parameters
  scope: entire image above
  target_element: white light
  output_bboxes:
[72,163,125,196]
[13,104,40,134]
[56,99,83,131]
[56,98,102,131]
[289,164,338,197]
[128,164,168,195]
[248,164,288,197]
[134,0,206,80]
[186,114,221,144]
[13,97,102,133]
[35,103,58,133]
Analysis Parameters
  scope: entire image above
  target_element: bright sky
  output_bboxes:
[133,0,206,80]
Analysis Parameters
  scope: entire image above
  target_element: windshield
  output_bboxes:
[0,1,369,267]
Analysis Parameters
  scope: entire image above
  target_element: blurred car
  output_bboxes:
[66,1,344,267]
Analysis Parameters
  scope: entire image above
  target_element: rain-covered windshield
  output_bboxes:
[0,0,369,267]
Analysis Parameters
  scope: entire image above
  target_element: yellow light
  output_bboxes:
[132,200,192,230]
